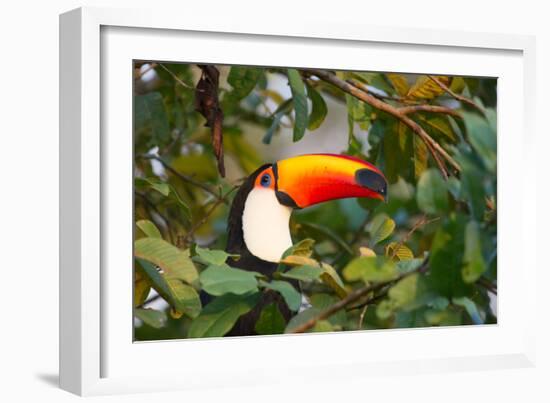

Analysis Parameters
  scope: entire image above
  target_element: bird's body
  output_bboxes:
[211,154,387,336]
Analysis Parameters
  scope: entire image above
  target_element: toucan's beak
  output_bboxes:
[273,153,387,208]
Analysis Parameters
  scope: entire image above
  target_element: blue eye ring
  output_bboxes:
[260,173,271,187]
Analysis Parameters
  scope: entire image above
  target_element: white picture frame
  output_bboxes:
[59,6,537,396]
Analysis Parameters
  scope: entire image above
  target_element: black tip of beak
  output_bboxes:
[355,168,388,202]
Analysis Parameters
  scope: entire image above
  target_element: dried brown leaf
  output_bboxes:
[195,65,225,177]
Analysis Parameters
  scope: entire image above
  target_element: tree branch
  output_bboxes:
[289,260,427,334]
[303,69,461,177]
[428,75,485,115]
[398,104,462,118]
[476,276,497,295]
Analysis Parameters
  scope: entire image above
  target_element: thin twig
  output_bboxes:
[358,304,369,330]
[183,185,239,244]
[290,260,428,334]
[139,154,228,204]
[347,288,390,312]
[136,294,162,309]
[428,75,485,115]
[390,215,439,260]
[303,69,461,178]
[158,63,197,90]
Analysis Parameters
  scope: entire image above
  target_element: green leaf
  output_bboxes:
[427,215,472,298]
[418,115,457,143]
[413,134,429,179]
[135,177,169,196]
[136,259,201,318]
[282,238,315,259]
[383,121,414,183]
[134,264,151,307]
[343,256,398,283]
[135,238,199,286]
[136,259,172,303]
[462,221,487,283]
[463,111,496,172]
[368,214,396,246]
[134,308,167,329]
[195,246,238,266]
[284,307,321,333]
[311,320,334,332]
[416,169,449,214]
[188,293,260,338]
[134,177,191,219]
[200,264,259,296]
[396,258,424,274]
[346,93,371,130]
[280,255,319,267]
[452,296,483,325]
[407,76,450,99]
[320,263,348,299]
[309,293,347,328]
[227,67,262,101]
[387,74,410,96]
[134,92,171,146]
[449,77,466,93]
[385,242,414,261]
[457,152,486,221]
[262,98,293,144]
[287,68,308,141]
[136,219,162,239]
[424,307,462,326]
[388,273,420,307]
[166,281,201,318]
[376,273,422,320]
[429,296,450,310]
[306,84,328,130]
[260,280,301,311]
[281,265,324,282]
[254,303,286,335]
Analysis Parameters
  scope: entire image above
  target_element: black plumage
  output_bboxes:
[201,163,295,336]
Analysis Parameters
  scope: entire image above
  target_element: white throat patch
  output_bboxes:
[242,187,293,263]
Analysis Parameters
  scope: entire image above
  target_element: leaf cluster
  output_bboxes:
[132,62,497,339]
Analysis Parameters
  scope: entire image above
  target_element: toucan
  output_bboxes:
[219,153,387,336]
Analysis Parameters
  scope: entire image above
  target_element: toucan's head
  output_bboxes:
[227,153,387,265]
[253,153,387,208]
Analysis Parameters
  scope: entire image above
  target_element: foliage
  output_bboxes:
[133,62,497,340]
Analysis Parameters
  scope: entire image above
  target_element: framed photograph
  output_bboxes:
[60,6,536,396]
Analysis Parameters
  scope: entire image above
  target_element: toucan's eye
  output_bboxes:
[260,173,271,187]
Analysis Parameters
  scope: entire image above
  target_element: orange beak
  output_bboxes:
[273,153,387,209]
